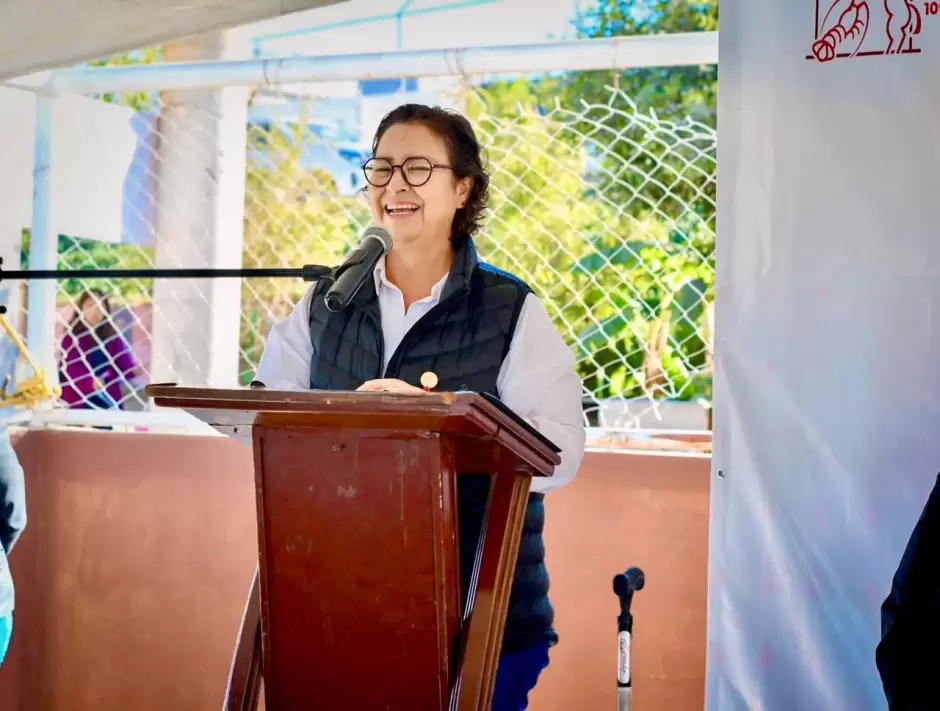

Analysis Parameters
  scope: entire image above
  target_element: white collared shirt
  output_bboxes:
[255,256,586,493]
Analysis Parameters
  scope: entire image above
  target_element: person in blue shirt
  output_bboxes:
[0,423,25,666]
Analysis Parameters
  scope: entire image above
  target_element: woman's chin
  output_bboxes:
[387,223,424,245]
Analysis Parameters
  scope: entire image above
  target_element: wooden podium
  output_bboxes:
[147,385,560,711]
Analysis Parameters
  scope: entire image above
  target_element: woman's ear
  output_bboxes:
[456,177,472,208]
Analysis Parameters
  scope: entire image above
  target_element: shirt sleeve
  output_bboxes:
[254,286,317,390]
[61,334,96,396]
[497,293,587,494]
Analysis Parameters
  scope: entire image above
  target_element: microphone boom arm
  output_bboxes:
[0,259,335,314]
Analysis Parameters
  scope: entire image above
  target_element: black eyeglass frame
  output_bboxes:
[361,156,455,187]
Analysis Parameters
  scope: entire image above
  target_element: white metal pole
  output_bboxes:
[21,32,717,96]
[25,94,59,387]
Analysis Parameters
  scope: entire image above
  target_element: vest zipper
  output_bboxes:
[384,289,467,379]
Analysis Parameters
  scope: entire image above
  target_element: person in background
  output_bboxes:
[59,289,139,410]
[0,424,25,667]
[255,103,586,710]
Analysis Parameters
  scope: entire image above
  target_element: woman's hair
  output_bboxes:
[372,104,489,244]
[69,289,117,344]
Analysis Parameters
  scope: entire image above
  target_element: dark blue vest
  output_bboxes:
[306,238,557,654]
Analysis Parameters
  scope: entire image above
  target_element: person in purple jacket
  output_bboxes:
[59,289,139,410]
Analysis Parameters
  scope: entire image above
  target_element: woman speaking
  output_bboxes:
[255,103,585,710]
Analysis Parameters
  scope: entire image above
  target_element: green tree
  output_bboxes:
[462,69,716,414]
[20,232,155,306]
[239,103,371,382]
[465,81,618,299]
[87,47,163,113]
[555,1,718,226]
[546,0,719,413]
[568,0,718,126]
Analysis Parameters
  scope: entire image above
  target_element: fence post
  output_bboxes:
[25,93,59,388]
[148,30,249,389]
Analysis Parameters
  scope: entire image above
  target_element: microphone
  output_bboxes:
[613,567,645,606]
[324,226,393,312]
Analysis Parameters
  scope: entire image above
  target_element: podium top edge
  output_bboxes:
[144,385,562,463]
[145,384,463,409]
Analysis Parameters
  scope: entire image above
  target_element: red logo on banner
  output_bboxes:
[808,0,923,61]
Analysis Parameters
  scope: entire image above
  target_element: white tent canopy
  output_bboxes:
[0,0,345,80]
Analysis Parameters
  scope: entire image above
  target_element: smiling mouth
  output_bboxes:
[385,205,420,215]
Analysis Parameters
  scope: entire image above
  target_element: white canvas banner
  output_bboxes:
[711,1,940,709]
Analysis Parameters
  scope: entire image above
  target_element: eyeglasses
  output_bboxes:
[362,157,454,188]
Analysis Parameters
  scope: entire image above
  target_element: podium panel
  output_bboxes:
[255,425,460,709]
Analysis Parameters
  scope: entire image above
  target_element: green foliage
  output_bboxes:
[21,231,154,306]
[558,1,718,230]
[546,0,717,410]
[239,104,371,383]
[462,38,716,412]
[86,47,163,113]
[569,0,718,126]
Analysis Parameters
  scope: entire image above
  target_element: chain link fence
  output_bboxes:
[27,74,716,430]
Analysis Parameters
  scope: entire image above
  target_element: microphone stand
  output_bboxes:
[0,259,335,314]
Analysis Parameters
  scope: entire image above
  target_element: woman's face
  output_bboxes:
[81,295,105,325]
[367,122,471,248]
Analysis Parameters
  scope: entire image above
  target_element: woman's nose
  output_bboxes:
[386,167,410,191]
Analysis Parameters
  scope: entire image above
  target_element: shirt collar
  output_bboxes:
[373,254,449,303]
[354,238,479,312]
